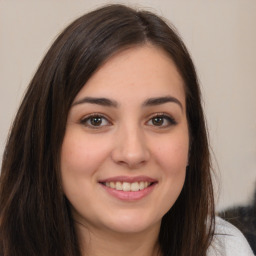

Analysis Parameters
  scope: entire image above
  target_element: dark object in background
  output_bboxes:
[219,189,256,254]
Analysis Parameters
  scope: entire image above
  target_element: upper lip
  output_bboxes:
[98,175,157,183]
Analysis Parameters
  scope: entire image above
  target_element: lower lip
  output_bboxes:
[100,183,157,201]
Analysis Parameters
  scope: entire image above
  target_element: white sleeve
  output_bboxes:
[207,217,254,256]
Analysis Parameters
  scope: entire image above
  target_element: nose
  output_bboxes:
[111,126,150,169]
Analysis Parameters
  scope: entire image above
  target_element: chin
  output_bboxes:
[103,212,162,234]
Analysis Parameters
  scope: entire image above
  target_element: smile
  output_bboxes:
[99,176,157,200]
[103,181,152,192]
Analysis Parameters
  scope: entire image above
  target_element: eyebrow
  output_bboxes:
[72,97,119,107]
[142,96,183,111]
[72,96,183,111]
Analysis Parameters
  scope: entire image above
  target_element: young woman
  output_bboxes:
[0,4,253,256]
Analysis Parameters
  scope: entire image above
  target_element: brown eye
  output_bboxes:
[152,117,164,126]
[80,115,110,128]
[90,117,103,126]
[147,114,177,127]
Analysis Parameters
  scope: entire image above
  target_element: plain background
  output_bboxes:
[0,0,255,211]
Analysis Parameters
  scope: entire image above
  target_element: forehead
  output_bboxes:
[75,44,185,106]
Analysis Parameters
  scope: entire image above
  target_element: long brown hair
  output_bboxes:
[0,4,215,256]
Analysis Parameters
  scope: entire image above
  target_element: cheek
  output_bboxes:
[60,130,110,178]
[60,130,112,214]
[157,140,188,188]
[153,133,189,174]
[151,131,189,211]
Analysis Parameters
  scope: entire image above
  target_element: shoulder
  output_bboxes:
[207,216,254,256]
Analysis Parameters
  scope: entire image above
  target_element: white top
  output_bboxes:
[207,217,254,256]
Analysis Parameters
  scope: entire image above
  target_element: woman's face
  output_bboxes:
[61,44,189,235]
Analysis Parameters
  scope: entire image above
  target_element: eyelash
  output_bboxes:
[80,113,177,129]
[146,113,177,127]
[80,113,111,129]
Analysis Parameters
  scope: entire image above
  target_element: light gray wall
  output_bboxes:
[0,0,256,211]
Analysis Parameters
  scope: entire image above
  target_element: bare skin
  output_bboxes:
[61,44,189,256]
[76,220,161,256]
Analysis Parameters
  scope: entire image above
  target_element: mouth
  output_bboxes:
[101,181,154,192]
[98,176,158,200]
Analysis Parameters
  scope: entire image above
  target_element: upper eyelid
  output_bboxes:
[79,112,177,124]
[81,113,110,120]
[146,113,177,125]
[80,113,112,125]
[146,112,176,120]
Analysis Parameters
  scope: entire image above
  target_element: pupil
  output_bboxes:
[91,117,102,126]
[153,117,163,126]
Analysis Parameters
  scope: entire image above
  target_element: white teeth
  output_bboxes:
[131,182,139,191]
[139,181,145,190]
[110,182,115,188]
[122,182,130,191]
[116,182,122,190]
[103,181,152,191]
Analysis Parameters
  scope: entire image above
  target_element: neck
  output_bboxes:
[76,222,162,256]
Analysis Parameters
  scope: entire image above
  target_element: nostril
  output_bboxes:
[111,150,150,169]
[111,132,150,167]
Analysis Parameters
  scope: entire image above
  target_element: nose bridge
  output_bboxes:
[111,122,150,168]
